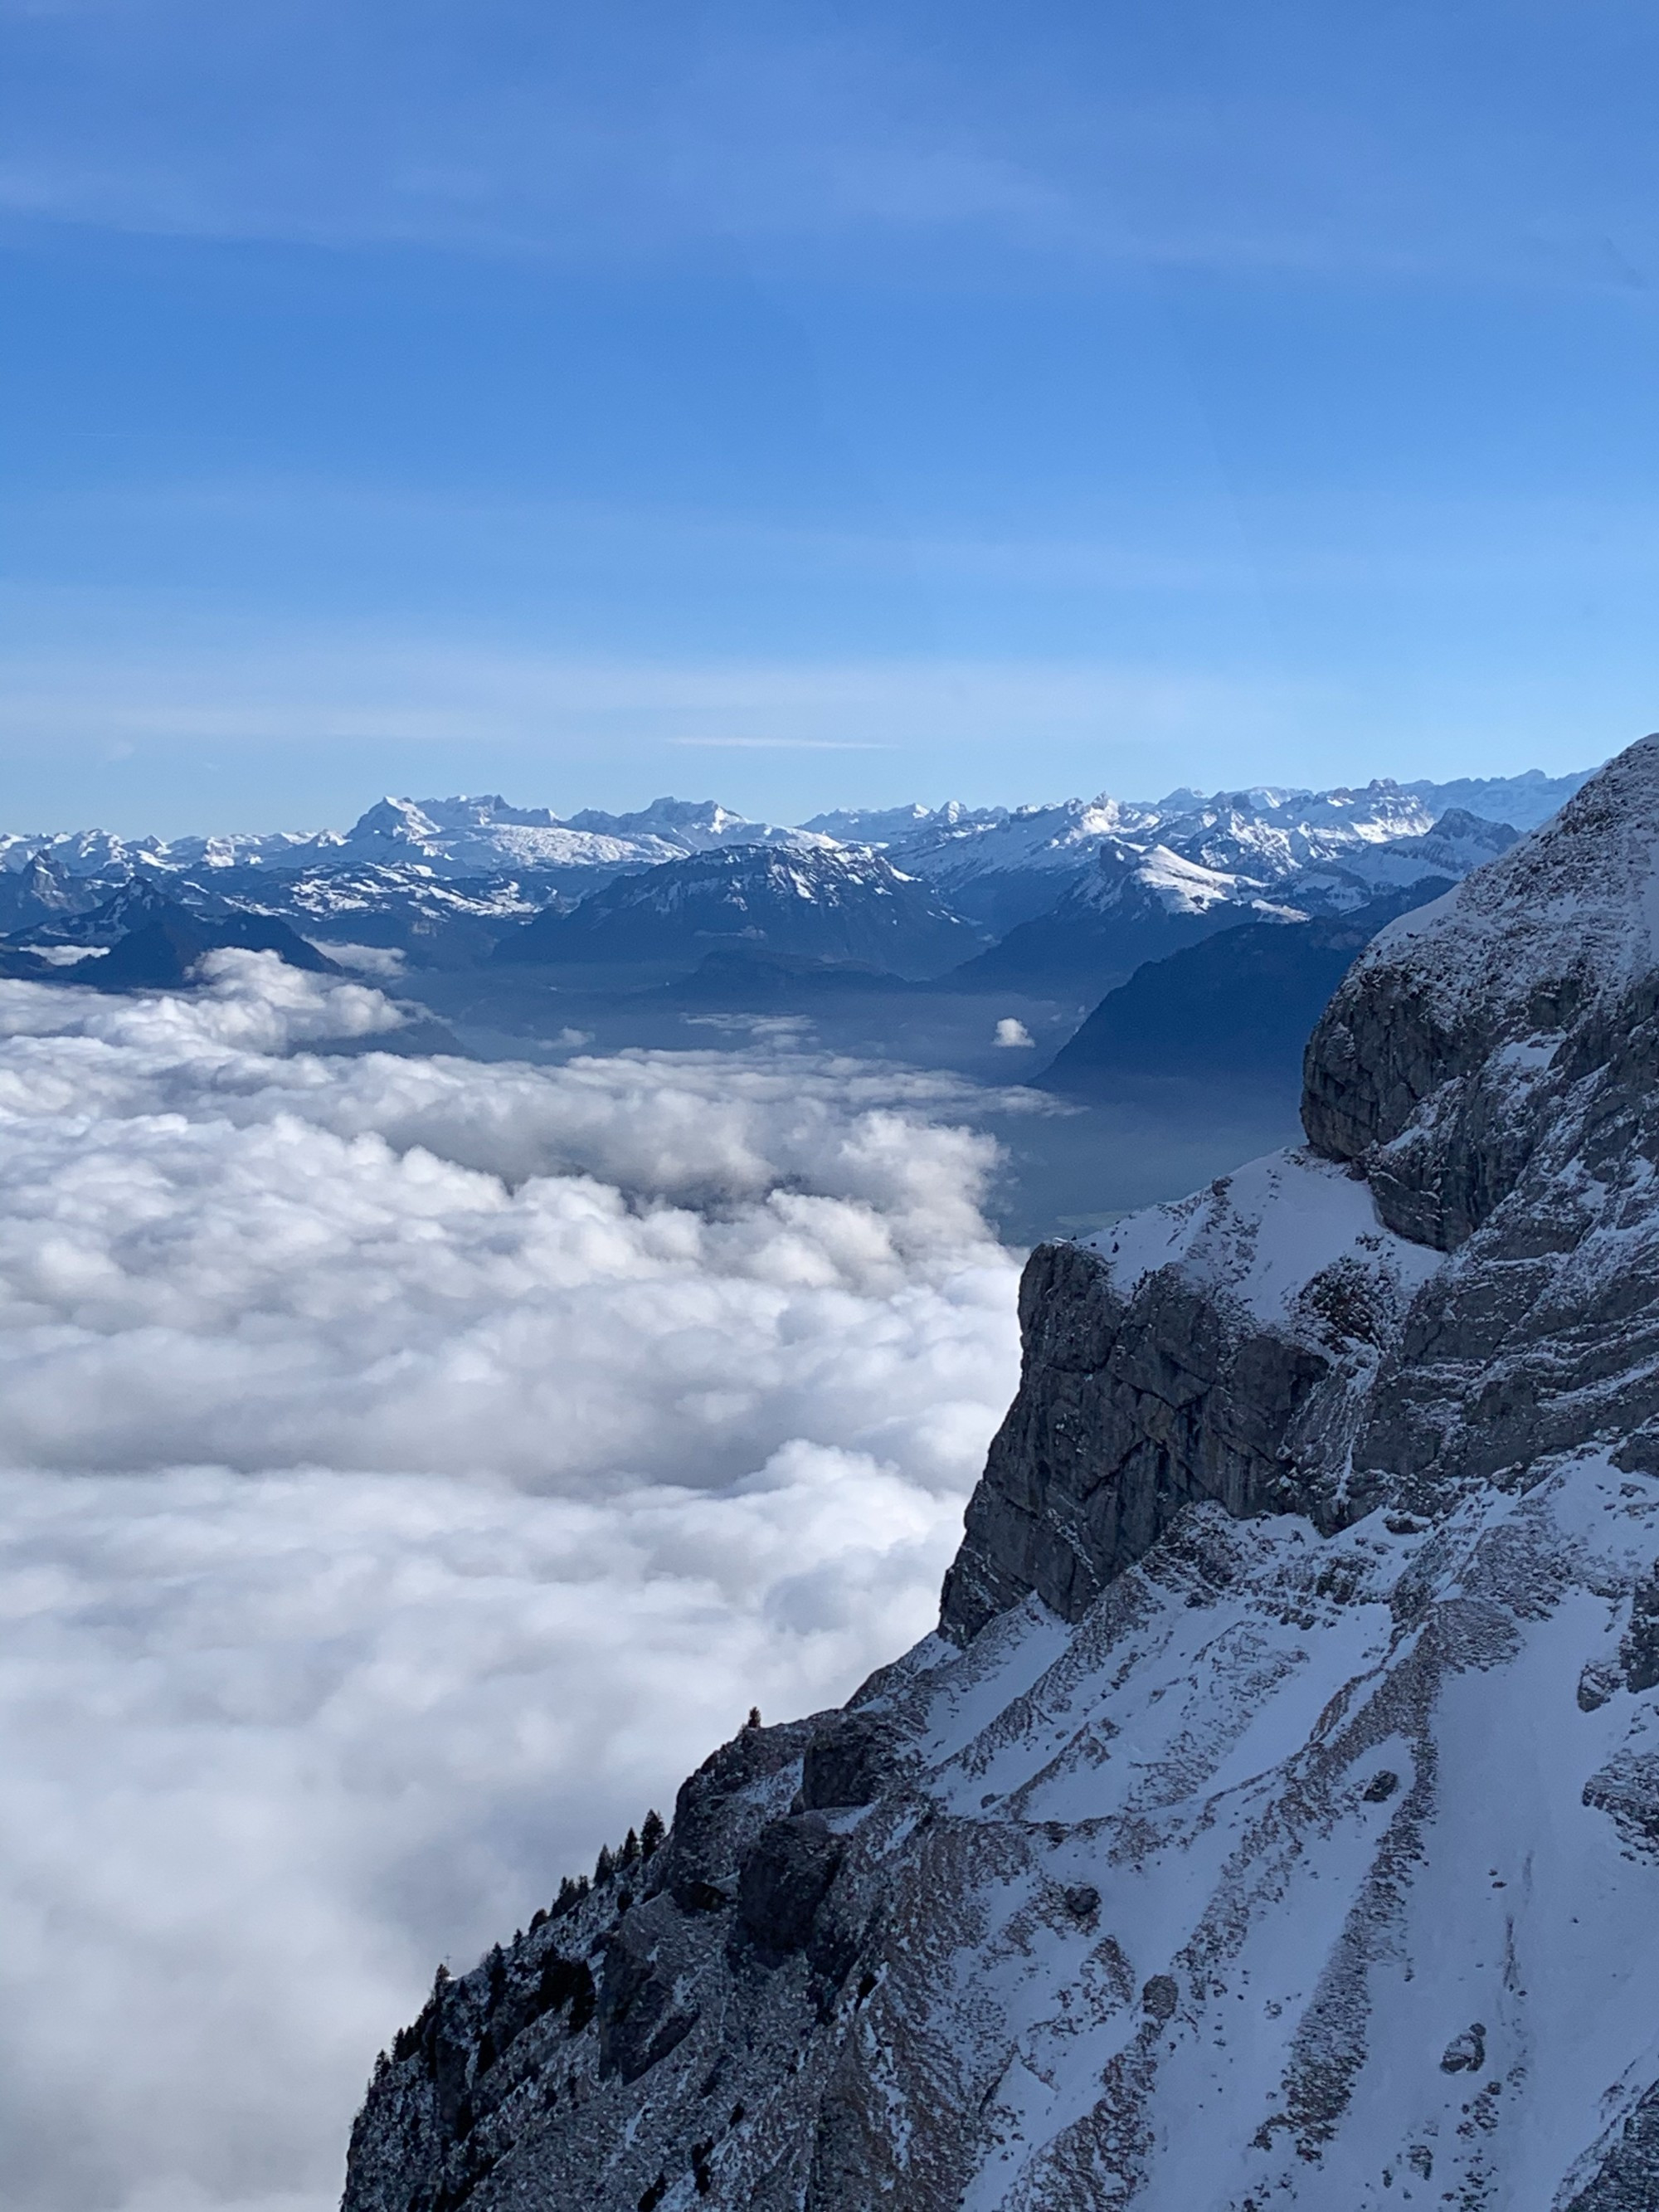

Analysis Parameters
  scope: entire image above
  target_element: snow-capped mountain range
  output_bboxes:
[496,845,982,978]
[342,735,1659,2212]
[0,767,1585,889]
[0,793,830,887]
[810,770,1586,932]
[0,767,1592,983]
[941,808,1521,1002]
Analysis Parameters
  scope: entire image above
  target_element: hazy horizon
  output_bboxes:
[0,756,1604,845]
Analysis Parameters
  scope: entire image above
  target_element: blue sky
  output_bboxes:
[4,0,1658,831]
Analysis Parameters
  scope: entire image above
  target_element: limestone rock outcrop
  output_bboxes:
[342,736,1659,2212]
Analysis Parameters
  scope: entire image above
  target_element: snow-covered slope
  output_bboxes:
[1074,839,1256,917]
[342,733,1659,2212]
[0,795,823,972]
[957,812,1510,1060]
[881,800,1167,931]
[878,780,1551,937]
[946,836,1305,997]
[0,793,823,890]
[805,772,1588,862]
[294,794,830,877]
[1280,807,1519,913]
[564,797,832,855]
[496,845,985,977]
[801,800,1009,844]
[317,796,665,875]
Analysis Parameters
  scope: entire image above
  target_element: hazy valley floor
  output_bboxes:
[389,963,1304,1246]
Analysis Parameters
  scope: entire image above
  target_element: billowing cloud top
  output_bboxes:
[0,953,1019,2212]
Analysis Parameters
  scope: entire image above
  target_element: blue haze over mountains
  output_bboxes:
[0,761,1590,1240]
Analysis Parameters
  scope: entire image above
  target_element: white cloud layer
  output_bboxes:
[0,954,1020,2212]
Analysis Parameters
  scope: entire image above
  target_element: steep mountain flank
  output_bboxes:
[943,838,1282,999]
[495,845,983,977]
[86,905,343,989]
[951,741,1659,1630]
[1034,885,1447,1100]
[935,808,1515,1003]
[7,884,343,988]
[341,738,1659,2212]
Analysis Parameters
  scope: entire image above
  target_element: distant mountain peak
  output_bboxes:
[562,797,828,851]
[495,840,982,977]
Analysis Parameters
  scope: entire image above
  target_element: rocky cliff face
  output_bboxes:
[341,736,1659,2212]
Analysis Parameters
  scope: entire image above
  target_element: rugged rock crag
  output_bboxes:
[342,737,1659,2212]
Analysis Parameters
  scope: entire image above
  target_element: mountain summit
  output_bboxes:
[342,737,1659,2210]
[495,845,983,977]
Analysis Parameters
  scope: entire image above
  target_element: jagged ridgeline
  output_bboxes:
[343,738,1659,2212]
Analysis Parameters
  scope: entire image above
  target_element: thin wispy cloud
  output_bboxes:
[7,7,1656,831]
[2,2,1653,285]
[0,631,1327,748]
[667,737,894,751]
[32,474,1659,598]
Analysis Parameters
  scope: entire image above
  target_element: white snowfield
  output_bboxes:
[897,1454,1659,2212]
[0,793,831,885]
[1079,841,1252,917]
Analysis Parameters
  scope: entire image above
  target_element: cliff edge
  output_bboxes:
[341,736,1659,2212]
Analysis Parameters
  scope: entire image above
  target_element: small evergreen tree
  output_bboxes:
[747,1706,761,1729]
[595,1842,616,1885]
[640,1808,665,1859]
[619,1826,640,1869]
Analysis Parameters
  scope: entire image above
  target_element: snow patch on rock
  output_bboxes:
[1088,1148,1443,1332]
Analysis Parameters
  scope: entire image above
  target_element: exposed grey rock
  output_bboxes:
[1621,1566,1659,1693]
[1438,2022,1486,2073]
[597,1898,703,2083]
[735,1815,844,1961]
[1140,1974,1179,2024]
[945,737,1659,1633]
[940,1241,1332,1642]
[343,738,1659,2212]
[1583,1751,1659,1854]
[343,1466,1659,2212]
[1302,742,1659,1249]
[653,1715,817,1913]
[1579,1661,1622,1712]
[1565,2079,1659,2211]
[798,1713,899,1811]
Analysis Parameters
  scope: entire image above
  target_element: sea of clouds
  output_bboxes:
[0,954,1022,2212]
